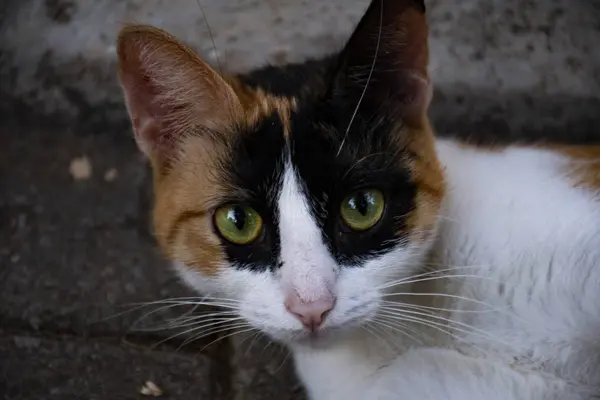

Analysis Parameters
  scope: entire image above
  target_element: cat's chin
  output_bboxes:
[291,331,340,349]
[274,323,361,350]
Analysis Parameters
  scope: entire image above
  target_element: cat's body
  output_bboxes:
[115,0,600,398]
[294,141,600,399]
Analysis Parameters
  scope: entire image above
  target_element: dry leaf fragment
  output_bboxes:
[140,380,163,397]
[69,156,92,180]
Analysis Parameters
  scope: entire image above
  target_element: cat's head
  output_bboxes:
[117,0,444,346]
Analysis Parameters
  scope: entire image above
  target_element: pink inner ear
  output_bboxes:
[119,66,175,158]
[131,112,162,156]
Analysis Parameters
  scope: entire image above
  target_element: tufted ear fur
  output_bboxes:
[116,25,243,164]
[331,0,430,127]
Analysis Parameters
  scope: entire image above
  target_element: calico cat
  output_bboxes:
[116,0,600,398]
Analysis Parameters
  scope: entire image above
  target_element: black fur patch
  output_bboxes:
[290,99,416,265]
[216,88,416,271]
[216,0,426,271]
[218,112,287,271]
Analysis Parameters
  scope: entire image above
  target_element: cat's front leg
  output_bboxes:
[362,348,587,400]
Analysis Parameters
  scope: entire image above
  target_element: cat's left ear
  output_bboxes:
[331,0,430,126]
[116,25,243,164]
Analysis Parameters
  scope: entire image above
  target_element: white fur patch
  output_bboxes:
[292,141,600,400]
[277,163,337,302]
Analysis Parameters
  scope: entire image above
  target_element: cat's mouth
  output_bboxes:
[278,318,365,348]
[289,327,340,348]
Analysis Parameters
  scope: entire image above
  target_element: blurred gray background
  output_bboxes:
[1,0,599,399]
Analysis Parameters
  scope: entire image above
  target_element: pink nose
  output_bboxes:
[284,291,335,331]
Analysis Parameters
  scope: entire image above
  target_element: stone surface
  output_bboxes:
[0,119,193,336]
[0,117,303,399]
[2,0,599,140]
[230,333,305,400]
[0,331,213,399]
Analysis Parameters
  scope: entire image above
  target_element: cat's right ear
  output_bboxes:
[116,25,242,162]
[330,0,430,127]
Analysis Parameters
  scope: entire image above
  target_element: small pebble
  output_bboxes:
[140,380,163,397]
[69,156,92,180]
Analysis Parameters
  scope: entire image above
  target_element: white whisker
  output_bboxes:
[151,317,245,348]
[380,291,502,310]
[370,316,427,346]
[179,322,252,350]
[200,326,258,352]
[361,322,395,351]
[381,273,500,290]
[241,331,263,357]
[376,311,494,356]
[336,0,384,157]
[377,307,518,352]
[380,300,497,314]
[377,265,493,290]
[136,311,239,332]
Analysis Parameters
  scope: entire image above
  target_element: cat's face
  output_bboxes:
[117,0,443,346]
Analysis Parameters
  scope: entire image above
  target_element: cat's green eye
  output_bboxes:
[214,205,263,245]
[340,189,385,232]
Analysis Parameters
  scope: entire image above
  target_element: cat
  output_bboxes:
[115,0,600,399]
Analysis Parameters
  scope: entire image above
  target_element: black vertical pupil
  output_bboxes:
[232,206,246,230]
[355,192,369,216]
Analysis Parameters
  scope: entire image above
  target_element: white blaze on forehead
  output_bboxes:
[277,163,337,301]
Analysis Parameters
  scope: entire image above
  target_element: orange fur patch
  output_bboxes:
[227,76,298,137]
[558,146,600,192]
[403,121,446,240]
[152,135,233,275]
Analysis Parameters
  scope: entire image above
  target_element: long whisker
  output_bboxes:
[238,331,262,357]
[380,291,502,310]
[361,322,394,351]
[151,317,245,348]
[377,307,518,351]
[380,273,500,290]
[135,311,239,332]
[125,296,243,305]
[125,302,201,330]
[195,0,222,74]
[274,348,292,374]
[379,311,503,357]
[336,0,384,157]
[180,321,251,350]
[176,321,252,351]
[105,296,242,320]
[127,298,242,307]
[370,316,427,346]
[380,291,530,326]
[380,300,497,314]
[199,326,257,352]
[121,297,240,332]
[132,299,239,311]
[376,265,493,290]
[368,320,401,351]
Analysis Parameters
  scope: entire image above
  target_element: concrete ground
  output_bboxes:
[0,118,304,399]
[1,0,599,399]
